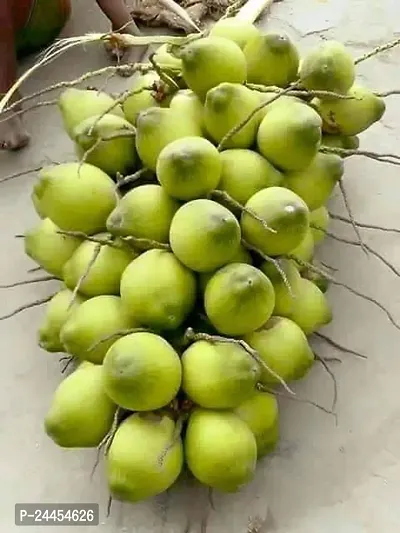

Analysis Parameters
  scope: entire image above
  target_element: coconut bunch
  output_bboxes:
[18,21,388,504]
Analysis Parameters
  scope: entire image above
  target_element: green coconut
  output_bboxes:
[38,288,86,353]
[284,152,344,211]
[182,340,260,408]
[260,258,302,317]
[58,88,124,138]
[241,187,310,257]
[204,83,262,149]
[169,90,205,134]
[107,413,183,503]
[244,31,299,87]
[313,84,386,136]
[234,391,279,457]
[106,184,180,244]
[244,317,315,385]
[135,106,202,171]
[185,408,257,492]
[123,72,164,125]
[209,19,259,49]
[60,295,136,364]
[62,237,134,296]
[289,278,333,334]
[204,263,275,336]
[44,362,116,448]
[73,114,137,176]
[31,163,116,234]
[219,149,283,205]
[179,36,247,101]
[102,332,182,411]
[257,101,322,171]
[156,136,221,200]
[24,218,81,277]
[310,206,330,244]
[169,199,241,272]
[153,43,183,72]
[299,40,355,94]
[120,249,197,330]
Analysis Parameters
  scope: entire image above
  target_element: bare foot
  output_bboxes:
[0,112,30,151]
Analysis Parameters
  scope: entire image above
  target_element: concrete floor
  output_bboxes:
[1,0,400,531]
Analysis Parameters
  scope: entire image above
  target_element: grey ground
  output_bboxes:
[1,0,400,531]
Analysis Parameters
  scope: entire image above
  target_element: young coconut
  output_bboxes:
[178,36,247,101]
[169,199,241,272]
[219,149,283,206]
[38,288,86,353]
[185,408,257,492]
[241,187,310,257]
[299,40,355,94]
[260,259,302,317]
[204,83,262,149]
[32,163,116,234]
[243,31,299,87]
[310,206,330,245]
[24,218,81,277]
[62,237,134,297]
[284,152,344,211]
[119,250,197,330]
[156,137,222,201]
[44,363,116,448]
[58,88,124,139]
[288,229,315,270]
[73,114,137,176]
[102,332,182,411]
[313,85,386,136]
[182,340,260,408]
[234,391,279,458]
[106,184,180,244]
[257,101,322,172]
[107,413,183,503]
[243,317,315,385]
[60,295,136,364]
[204,263,275,336]
[209,18,259,49]
[169,90,206,135]
[135,107,203,171]
[289,278,332,334]
[153,43,183,72]
[123,72,167,125]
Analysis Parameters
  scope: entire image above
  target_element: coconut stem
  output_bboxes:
[0,275,58,289]
[116,167,153,189]
[0,99,57,124]
[184,328,294,395]
[311,224,400,279]
[149,53,180,92]
[27,266,43,274]
[288,256,400,332]
[68,244,101,311]
[210,190,276,233]
[247,83,354,100]
[0,294,54,321]
[60,356,75,373]
[0,165,43,184]
[355,37,400,64]
[217,82,300,151]
[56,230,116,247]
[92,407,125,479]
[320,146,400,167]
[241,240,294,297]
[157,415,185,468]
[87,328,152,352]
[121,236,171,251]
[314,352,338,411]
[329,212,400,234]
[338,180,368,256]
[314,332,367,360]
